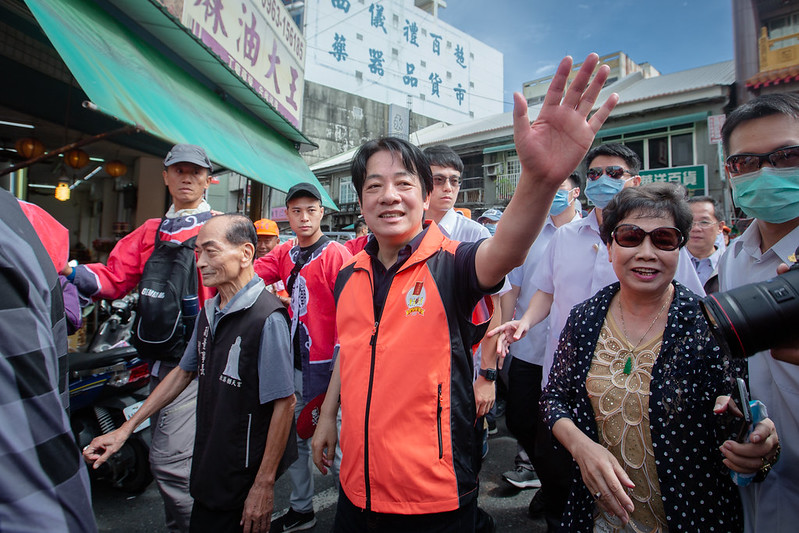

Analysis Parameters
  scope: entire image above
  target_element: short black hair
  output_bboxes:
[351,137,433,202]
[216,213,258,249]
[721,93,799,154]
[600,182,692,248]
[585,143,642,175]
[687,195,723,222]
[422,144,464,173]
[354,218,368,233]
[565,171,581,190]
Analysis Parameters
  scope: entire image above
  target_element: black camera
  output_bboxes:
[700,258,799,359]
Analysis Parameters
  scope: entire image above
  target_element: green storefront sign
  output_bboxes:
[639,165,708,194]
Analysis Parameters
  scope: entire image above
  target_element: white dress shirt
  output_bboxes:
[717,222,799,533]
[532,209,705,386]
[507,211,581,365]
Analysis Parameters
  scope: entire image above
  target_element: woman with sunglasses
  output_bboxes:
[540,183,767,532]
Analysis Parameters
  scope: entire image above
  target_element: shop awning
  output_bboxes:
[24,0,336,208]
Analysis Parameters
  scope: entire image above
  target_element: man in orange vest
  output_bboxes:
[312,54,619,532]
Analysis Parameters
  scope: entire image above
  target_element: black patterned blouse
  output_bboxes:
[541,281,745,532]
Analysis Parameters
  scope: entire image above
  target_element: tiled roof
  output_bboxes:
[746,65,799,89]
[614,60,734,104]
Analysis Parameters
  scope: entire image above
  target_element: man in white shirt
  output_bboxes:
[423,144,506,533]
[686,196,725,292]
[500,172,580,518]
[717,92,799,533]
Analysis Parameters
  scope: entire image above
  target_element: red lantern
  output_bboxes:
[105,160,127,177]
[15,137,45,159]
[64,149,89,169]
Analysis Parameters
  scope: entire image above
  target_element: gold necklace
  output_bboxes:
[617,289,671,375]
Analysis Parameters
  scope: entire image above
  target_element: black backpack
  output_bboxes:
[131,221,198,362]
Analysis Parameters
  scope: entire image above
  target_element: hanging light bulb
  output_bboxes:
[64,148,89,169]
[55,180,71,201]
[104,160,127,177]
[15,137,45,159]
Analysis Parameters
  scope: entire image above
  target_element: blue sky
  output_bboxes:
[438,0,734,111]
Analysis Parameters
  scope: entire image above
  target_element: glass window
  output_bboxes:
[671,133,693,166]
[648,137,669,169]
[339,178,357,204]
[625,140,644,168]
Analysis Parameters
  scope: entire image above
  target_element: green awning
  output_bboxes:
[24,0,336,208]
[596,112,711,139]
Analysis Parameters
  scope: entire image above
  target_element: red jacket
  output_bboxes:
[73,214,215,307]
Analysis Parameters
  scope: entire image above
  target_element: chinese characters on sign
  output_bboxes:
[183,0,305,127]
[318,0,473,105]
[639,165,708,194]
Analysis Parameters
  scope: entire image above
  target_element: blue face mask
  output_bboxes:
[550,188,575,216]
[731,167,799,224]
[484,222,497,235]
[585,175,628,209]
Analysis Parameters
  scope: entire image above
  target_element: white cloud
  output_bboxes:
[535,64,556,76]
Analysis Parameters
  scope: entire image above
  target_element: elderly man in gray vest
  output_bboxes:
[84,214,296,533]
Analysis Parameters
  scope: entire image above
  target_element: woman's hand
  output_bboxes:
[553,418,635,524]
[571,438,636,524]
[714,395,781,474]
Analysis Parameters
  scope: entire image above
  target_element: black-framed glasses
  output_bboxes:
[725,145,799,176]
[611,224,684,251]
[586,166,633,181]
[432,175,462,187]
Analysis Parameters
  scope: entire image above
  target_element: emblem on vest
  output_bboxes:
[199,325,210,376]
[405,280,426,316]
[220,336,243,387]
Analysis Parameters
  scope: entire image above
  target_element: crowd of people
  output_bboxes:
[2,53,797,533]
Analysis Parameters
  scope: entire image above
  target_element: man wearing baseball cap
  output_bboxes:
[477,208,503,235]
[254,218,281,259]
[63,143,215,532]
[255,182,351,532]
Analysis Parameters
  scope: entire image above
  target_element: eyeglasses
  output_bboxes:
[725,145,799,176]
[586,166,633,181]
[432,175,462,187]
[691,220,718,229]
[611,224,684,251]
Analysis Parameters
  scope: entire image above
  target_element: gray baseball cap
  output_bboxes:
[163,144,212,169]
[478,208,503,223]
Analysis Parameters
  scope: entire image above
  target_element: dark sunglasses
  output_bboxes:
[725,145,799,176]
[586,166,633,181]
[611,224,684,251]
[432,175,462,187]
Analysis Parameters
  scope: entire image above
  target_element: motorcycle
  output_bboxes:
[69,293,154,493]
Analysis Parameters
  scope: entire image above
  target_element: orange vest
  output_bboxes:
[334,223,491,514]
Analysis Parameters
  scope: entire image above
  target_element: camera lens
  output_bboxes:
[700,268,799,358]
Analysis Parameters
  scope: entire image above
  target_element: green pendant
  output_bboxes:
[623,355,633,375]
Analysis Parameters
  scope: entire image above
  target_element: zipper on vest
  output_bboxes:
[245,413,252,468]
[437,383,443,459]
[364,320,379,510]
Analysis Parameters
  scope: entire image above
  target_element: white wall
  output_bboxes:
[304,0,503,124]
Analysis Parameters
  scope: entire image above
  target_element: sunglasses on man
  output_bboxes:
[586,166,633,181]
[610,224,684,251]
[725,145,799,176]
[432,175,462,187]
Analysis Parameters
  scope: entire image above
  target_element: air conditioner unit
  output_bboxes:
[484,163,503,176]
